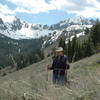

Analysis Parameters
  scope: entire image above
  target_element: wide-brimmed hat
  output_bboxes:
[55,47,64,52]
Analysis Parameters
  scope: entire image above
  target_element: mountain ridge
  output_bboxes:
[0,16,96,67]
[0,16,95,40]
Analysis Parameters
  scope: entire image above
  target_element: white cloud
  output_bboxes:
[50,0,100,18]
[7,0,56,14]
[74,8,100,18]
[1,0,100,18]
[0,3,15,15]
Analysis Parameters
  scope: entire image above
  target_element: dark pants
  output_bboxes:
[52,72,66,85]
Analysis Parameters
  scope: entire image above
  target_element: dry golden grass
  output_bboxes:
[0,53,100,100]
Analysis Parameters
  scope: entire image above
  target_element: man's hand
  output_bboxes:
[47,65,53,70]
[47,65,50,70]
[67,64,70,70]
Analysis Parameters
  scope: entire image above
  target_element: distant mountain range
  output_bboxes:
[0,16,96,67]
[0,16,95,40]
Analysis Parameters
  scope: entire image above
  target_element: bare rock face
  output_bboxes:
[0,18,7,30]
[0,18,4,24]
[11,18,22,31]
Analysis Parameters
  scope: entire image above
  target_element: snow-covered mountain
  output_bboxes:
[0,17,53,39]
[42,17,95,47]
[0,16,95,42]
[0,16,96,66]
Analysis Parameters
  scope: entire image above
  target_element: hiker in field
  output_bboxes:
[48,47,70,85]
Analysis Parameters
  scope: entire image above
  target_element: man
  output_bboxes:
[48,47,69,85]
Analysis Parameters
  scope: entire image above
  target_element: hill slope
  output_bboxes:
[0,34,43,67]
[0,53,100,100]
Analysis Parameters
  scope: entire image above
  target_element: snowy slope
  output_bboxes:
[17,27,53,39]
[0,17,53,39]
[66,25,92,31]
[0,16,94,41]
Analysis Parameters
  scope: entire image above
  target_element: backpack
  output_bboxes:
[53,55,70,70]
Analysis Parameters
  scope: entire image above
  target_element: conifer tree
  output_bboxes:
[90,19,100,46]
[67,39,72,62]
[17,54,26,69]
[84,39,94,57]
[59,38,66,50]
[71,35,77,62]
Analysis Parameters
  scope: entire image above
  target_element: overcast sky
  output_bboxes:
[0,0,100,25]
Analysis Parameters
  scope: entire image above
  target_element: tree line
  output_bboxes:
[59,20,100,62]
[16,49,44,70]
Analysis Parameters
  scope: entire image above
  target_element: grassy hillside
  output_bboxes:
[0,53,100,100]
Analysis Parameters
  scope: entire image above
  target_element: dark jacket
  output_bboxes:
[49,55,68,75]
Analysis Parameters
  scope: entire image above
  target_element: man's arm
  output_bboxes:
[64,55,70,70]
[47,59,55,70]
[66,60,70,70]
[48,66,53,70]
